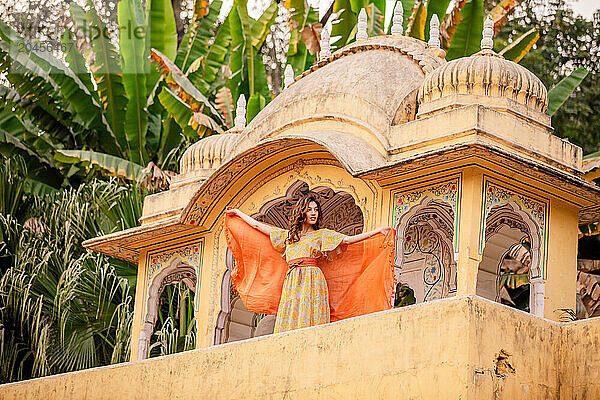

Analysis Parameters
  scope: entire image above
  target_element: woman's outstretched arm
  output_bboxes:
[225,209,276,236]
[342,226,392,245]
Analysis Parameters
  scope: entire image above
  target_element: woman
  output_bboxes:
[224,193,396,333]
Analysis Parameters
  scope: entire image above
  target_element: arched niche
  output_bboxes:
[213,180,364,345]
[478,202,544,316]
[138,259,197,360]
[394,197,457,303]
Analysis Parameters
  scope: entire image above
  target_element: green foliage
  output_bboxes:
[408,1,427,40]
[157,87,197,139]
[0,165,141,383]
[547,67,589,116]
[498,28,539,63]
[119,0,150,165]
[148,284,196,357]
[54,150,145,182]
[425,0,452,40]
[445,0,484,60]
[330,0,358,50]
[0,0,231,186]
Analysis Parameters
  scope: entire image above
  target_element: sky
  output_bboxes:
[569,0,599,19]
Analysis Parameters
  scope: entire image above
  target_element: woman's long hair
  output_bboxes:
[287,193,322,244]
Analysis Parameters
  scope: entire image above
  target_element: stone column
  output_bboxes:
[129,250,149,361]
[544,197,578,321]
[456,167,485,295]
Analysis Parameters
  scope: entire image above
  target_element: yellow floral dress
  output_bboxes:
[269,228,345,333]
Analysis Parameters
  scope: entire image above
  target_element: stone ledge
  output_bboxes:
[1,296,599,399]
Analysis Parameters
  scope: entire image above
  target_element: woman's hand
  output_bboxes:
[225,208,240,216]
[378,226,392,235]
[225,208,275,236]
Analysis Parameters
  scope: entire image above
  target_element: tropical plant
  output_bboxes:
[149,0,280,126]
[0,162,145,383]
[148,283,196,357]
[0,0,226,189]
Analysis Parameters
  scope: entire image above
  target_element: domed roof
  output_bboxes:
[179,133,240,175]
[418,17,548,116]
[236,35,446,152]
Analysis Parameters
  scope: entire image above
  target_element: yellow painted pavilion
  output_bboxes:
[3,16,600,400]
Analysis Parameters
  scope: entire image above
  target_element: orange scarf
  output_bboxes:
[224,213,396,321]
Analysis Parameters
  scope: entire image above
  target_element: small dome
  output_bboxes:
[179,133,240,175]
[418,53,548,113]
[418,17,548,116]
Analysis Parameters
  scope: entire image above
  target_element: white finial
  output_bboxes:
[481,15,494,54]
[428,14,440,48]
[391,1,404,36]
[320,26,331,60]
[234,94,246,130]
[284,65,294,88]
[356,8,368,41]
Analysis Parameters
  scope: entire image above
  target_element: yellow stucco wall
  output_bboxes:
[3,296,600,399]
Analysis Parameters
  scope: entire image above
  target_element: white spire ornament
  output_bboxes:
[428,14,440,48]
[284,65,294,88]
[356,8,368,41]
[391,1,404,36]
[320,26,331,60]
[233,94,246,130]
[480,15,494,54]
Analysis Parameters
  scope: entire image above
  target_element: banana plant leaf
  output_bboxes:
[251,2,279,49]
[23,178,59,195]
[150,48,225,125]
[286,6,318,76]
[215,87,234,128]
[146,0,178,92]
[284,0,309,56]
[227,0,271,121]
[366,3,385,37]
[425,0,451,41]
[76,2,129,155]
[228,0,256,103]
[119,0,150,165]
[547,67,589,116]
[499,273,529,289]
[445,0,484,60]
[55,150,144,181]
[157,87,197,139]
[330,0,357,50]
[439,0,467,49]
[0,80,74,148]
[61,30,96,100]
[176,0,223,73]
[0,127,62,187]
[0,22,120,155]
[407,1,427,40]
[487,0,519,34]
[498,28,538,63]
[188,15,231,96]
[247,93,266,123]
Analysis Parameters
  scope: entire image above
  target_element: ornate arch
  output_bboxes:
[138,258,197,360]
[213,180,364,344]
[481,201,545,316]
[394,197,457,302]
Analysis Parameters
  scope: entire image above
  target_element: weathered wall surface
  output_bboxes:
[559,317,600,399]
[2,296,599,400]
